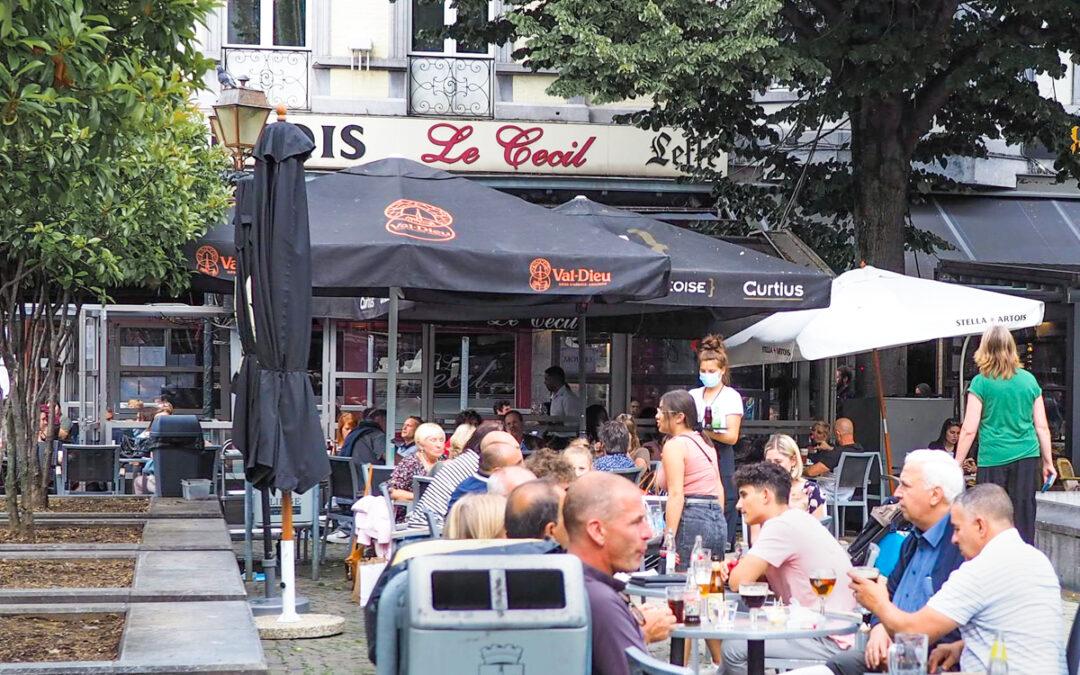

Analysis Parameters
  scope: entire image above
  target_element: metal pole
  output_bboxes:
[578,312,587,437]
[311,483,321,581]
[959,335,973,418]
[1069,300,1080,469]
[243,480,254,582]
[386,287,400,463]
[873,349,895,493]
[460,336,470,411]
[202,315,214,419]
[261,487,277,599]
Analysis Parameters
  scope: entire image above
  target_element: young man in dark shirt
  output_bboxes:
[564,472,675,675]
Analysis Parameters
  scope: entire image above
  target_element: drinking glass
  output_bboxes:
[851,566,880,616]
[739,582,770,628]
[683,589,702,625]
[692,559,713,597]
[887,633,928,675]
[665,586,685,623]
[808,566,837,616]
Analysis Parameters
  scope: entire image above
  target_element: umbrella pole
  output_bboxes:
[578,311,587,436]
[260,487,277,599]
[278,491,300,622]
[386,287,399,464]
[872,349,896,493]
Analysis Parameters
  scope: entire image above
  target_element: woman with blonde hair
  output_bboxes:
[955,325,1052,544]
[447,423,476,459]
[562,441,593,478]
[763,434,826,519]
[444,493,507,539]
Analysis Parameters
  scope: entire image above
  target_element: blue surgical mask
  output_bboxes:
[699,371,722,388]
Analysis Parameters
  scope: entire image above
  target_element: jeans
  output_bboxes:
[721,636,842,675]
[675,499,726,570]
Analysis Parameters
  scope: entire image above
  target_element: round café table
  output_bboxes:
[624,581,681,600]
[669,611,858,675]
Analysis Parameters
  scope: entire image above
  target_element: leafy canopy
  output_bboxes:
[462,0,1080,270]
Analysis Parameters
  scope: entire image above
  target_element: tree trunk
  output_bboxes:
[850,97,912,399]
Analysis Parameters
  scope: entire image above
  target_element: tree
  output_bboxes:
[465,0,1080,393]
[0,0,230,535]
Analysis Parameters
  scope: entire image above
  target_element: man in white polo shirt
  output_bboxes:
[851,483,1064,675]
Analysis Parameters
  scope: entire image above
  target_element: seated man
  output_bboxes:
[504,479,566,545]
[593,420,636,472]
[564,472,675,675]
[852,483,1064,675]
[826,449,966,674]
[722,462,857,674]
[446,431,523,514]
[502,409,530,454]
[487,465,537,497]
[805,418,861,478]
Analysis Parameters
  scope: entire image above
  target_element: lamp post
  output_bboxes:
[212,75,272,170]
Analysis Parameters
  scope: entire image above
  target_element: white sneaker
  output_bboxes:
[325,530,351,544]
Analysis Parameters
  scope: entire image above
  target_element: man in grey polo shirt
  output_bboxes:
[852,483,1064,675]
[564,472,675,675]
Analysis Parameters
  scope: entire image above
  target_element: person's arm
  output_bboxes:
[850,575,960,642]
[661,440,686,542]
[705,413,742,446]
[631,454,649,471]
[1032,395,1054,483]
[727,553,769,592]
[953,393,982,465]
[928,640,964,674]
[804,461,830,478]
[390,489,413,501]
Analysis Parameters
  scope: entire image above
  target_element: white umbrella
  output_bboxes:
[725,265,1045,482]
[726,266,1044,365]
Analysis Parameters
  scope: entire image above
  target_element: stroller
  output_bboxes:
[846,501,908,568]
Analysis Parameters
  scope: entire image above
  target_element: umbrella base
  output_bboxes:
[255,613,345,640]
[249,594,311,616]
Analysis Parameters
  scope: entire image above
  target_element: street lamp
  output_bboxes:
[212,75,272,170]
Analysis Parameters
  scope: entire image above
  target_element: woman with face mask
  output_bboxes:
[688,333,742,548]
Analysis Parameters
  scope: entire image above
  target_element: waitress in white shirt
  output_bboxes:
[689,334,743,548]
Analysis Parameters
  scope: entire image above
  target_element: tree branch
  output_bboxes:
[781,2,820,40]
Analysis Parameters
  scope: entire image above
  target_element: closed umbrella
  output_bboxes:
[232,117,329,622]
[725,265,1045,478]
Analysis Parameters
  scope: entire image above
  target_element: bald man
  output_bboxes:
[446,431,523,514]
[806,417,862,478]
[565,472,675,675]
[505,479,566,545]
[488,465,537,497]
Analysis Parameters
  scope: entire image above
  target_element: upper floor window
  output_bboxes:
[227,0,307,47]
[410,0,489,55]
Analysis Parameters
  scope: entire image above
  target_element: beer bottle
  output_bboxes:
[709,554,725,598]
[703,405,713,431]
[988,631,1008,674]
[663,530,677,574]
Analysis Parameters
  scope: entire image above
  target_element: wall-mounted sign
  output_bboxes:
[261,114,725,178]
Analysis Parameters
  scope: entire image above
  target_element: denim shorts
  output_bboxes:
[675,498,726,570]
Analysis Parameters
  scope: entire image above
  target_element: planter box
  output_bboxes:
[0,497,222,521]
[1035,491,1080,592]
[0,519,232,553]
[0,602,267,673]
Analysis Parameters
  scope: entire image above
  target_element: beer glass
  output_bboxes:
[739,582,770,627]
[808,566,836,616]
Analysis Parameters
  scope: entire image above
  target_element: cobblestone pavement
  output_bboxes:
[244,541,375,675]
[245,543,1078,674]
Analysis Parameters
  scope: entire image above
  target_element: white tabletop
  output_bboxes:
[672,611,858,641]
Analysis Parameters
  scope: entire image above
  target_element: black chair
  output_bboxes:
[61,445,120,494]
[626,647,692,674]
[411,475,434,511]
[1067,601,1079,675]
[326,457,359,523]
[363,463,395,496]
[828,452,878,538]
[610,466,644,484]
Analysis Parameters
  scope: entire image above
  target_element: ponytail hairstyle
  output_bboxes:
[697,333,730,385]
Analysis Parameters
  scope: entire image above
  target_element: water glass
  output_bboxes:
[887,632,928,675]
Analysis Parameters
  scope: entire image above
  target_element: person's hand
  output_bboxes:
[848,572,889,615]
[927,639,963,673]
[961,458,977,474]
[1042,458,1055,484]
[639,602,676,643]
[864,623,892,669]
[789,485,810,511]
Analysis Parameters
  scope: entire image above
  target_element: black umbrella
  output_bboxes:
[231,121,328,495]
[553,196,832,310]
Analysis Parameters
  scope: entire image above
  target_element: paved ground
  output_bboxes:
[246,542,1078,674]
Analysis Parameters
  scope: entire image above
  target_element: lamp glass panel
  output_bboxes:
[239,107,271,148]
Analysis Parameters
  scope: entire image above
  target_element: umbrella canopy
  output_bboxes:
[553,196,832,310]
[231,122,329,493]
[190,158,671,306]
[725,266,1045,366]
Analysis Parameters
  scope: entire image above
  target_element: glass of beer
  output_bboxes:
[851,566,880,617]
[808,567,837,617]
[666,585,685,623]
[692,559,713,596]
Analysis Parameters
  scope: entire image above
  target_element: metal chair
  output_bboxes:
[626,646,692,675]
[409,475,435,515]
[61,444,121,494]
[362,463,395,497]
[828,452,879,538]
[611,466,645,484]
[420,504,442,539]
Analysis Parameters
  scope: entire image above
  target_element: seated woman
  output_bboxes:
[334,412,358,453]
[445,493,507,539]
[593,420,637,472]
[763,434,826,519]
[386,422,445,522]
[616,413,651,471]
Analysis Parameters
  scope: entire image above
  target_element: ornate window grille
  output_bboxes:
[223,47,311,111]
[408,55,495,118]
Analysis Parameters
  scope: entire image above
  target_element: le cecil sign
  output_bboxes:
[267,114,723,178]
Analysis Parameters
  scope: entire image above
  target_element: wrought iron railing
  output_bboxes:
[222,47,311,110]
[408,55,495,118]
